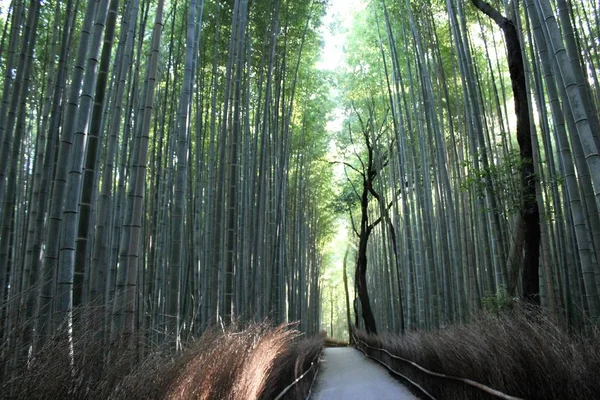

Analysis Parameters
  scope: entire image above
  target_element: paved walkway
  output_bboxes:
[312,347,416,399]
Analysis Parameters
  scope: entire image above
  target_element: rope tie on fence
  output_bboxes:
[352,333,523,400]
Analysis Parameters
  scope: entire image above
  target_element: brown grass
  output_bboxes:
[353,308,600,399]
[160,323,322,400]
[118,322,324,400]
[1,305,145,400]
[1,307,323,400]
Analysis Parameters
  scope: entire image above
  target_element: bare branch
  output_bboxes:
[368,216,383,232]
[470,0,507,27]
[348,122,367,172]
[349,210,359,237]
[330,160,364,178]
[344,167,361,201]
[367,198,394,232]
[368,185,382,203]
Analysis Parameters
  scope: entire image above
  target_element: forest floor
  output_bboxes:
[312,347,416,399]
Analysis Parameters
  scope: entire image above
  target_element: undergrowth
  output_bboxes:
[0,307,323,400]
[354,308,600,399]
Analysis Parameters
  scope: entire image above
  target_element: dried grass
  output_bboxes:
[1,305,143,400]
[1,308,323,400]
[118,322,324,400]
[354,308,600,399]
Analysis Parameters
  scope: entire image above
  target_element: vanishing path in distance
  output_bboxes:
[312,347,416,400]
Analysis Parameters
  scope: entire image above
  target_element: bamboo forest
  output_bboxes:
[0,0,600,398]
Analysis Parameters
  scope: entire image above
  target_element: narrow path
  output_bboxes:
[312,347,416,399]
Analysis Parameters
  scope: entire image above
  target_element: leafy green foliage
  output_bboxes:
[482,286,518,316]
[459,148,564,222]
[460,149,522,215]
[332,180,359,213]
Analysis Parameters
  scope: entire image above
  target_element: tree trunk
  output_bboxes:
[471,0,540,304]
